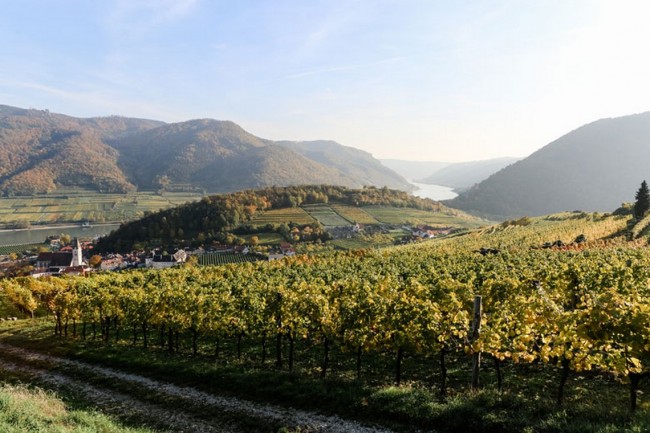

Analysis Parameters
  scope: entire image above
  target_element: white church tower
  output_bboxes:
[71,238,84,267]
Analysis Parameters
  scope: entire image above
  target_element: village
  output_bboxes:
[0,223,456,279]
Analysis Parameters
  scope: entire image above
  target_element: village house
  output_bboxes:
[280,243,296,256]
[268,243,297,260]
[412,225,454,239]
[233,245,250,254]
[145,249,187,269]
[100,254,127,271]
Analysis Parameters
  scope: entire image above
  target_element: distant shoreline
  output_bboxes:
[0,223,121,246]
[0,223,119,234]
[409,181,458,201]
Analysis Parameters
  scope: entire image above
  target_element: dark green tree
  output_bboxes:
[634,180,650,219]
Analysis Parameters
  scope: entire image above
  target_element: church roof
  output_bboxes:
[37,252,73,267]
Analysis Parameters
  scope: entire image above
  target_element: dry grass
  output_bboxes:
[0,383,156,432]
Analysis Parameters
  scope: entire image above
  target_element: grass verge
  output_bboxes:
[0,382,158,433]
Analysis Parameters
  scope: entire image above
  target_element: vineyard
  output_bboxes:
[0,244,43,256]
[1,211,650,431]
[364,205,483,227]
[0,189,201,228]
[197,252,263,266]
[329,204,379,225]
[250,201,481,230]
[302,204,352,226]
[249,207,315,226]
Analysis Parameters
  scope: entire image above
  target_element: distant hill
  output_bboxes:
[279,141,412,190]
[417,157,520,191]
[380,159,450,181]
[96,185,453,252]
[0,105,411,195]
[112,119,357,192]
[446,112,650,219]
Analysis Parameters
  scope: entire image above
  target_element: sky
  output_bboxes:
[1,0,650,162]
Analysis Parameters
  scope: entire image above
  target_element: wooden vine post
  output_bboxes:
[471,295,482,390]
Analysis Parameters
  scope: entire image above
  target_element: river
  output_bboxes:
[409,181,457,201]
[0,224,120,246]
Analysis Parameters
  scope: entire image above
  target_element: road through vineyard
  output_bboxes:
[0,341,391,432]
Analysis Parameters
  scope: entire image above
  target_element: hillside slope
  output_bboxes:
[0,106,161,194]
[96,185,453,252]
[116,121,405,192]
[446,112,650,219]
[279,140,411,190]
[0,105,411,195]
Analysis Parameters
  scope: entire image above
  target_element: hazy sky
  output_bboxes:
[1,0,649,162]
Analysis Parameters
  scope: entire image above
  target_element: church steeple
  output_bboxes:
[71,238,84,267]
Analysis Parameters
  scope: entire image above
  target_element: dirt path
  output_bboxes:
[0,342,392,433]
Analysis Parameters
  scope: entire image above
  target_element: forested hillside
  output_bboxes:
[447,112,650,218]
[0,105,412,196]
[278,140,409,189]
[0,105,161,194]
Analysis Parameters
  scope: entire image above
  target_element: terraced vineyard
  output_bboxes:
[0,244,43,255]
[364,206,484,227]
[249,207,315,226]
[329,204,379,224]
[0,189,202,228]
[302,204,352,226]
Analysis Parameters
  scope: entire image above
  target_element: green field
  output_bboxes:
[330,238,380,250]
[331,230,406,250]
[240,232,286,245]
[0,189,202,228]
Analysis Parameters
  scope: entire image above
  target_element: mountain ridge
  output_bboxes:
[0,105,412,195]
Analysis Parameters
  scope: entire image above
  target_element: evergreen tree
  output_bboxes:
[634,180,650,219]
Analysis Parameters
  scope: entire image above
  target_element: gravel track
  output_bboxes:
[0,342,392,433]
